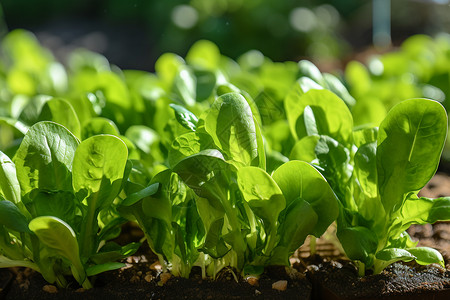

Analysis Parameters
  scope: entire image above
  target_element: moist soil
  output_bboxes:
[2,174,450,300]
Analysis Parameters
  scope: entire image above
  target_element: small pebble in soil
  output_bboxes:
[158,272,172,286]
[130,275,140,283]
[75,288,85,293]
[150,261,162,271]
[255,289,262,295]
[42,285,58,293]
[245,275,259,286]
[272,280,288,291]
[144,274,153,282]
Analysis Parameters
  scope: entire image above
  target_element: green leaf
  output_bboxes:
[73,135,128,209]
[0,151,21,204]
[407,247,445,267]
[270,199,318,265]
[13,121,79,198]
[375,248,415,262]
[0,200,30,233]
[272,161,338,236]
[122,183,159,206]
[155,53,185,86]
[125,125,159,155]
[29,216,87,286]
[90,242,141,265]
[377,99,448,213]
[285,89,353,144]
[173,149,228,203]
[374,248,416,273]
[237,167,285,228]
[298,60,325,86]
[186,40,221,70]
[173,67,196,106]
[37,98,81,139]
[323,73,356,108]
[72,135,128,259]
[204,93,258,167]
[289,135,320,162]
[169,104,198,131]
[354,142,378,199]
[395,196,450,233]
[168,132,216,168]
[81,117,120,140]
[338,226,378,267]
[86,262,125,276]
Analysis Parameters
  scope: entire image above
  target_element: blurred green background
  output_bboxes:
[1,0,448,71]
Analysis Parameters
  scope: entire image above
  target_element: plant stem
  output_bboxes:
[310,236,317,255]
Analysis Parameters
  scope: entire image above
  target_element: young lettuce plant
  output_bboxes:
[286,88,450,275]
[123,91,338,278]
[0,121,138,288]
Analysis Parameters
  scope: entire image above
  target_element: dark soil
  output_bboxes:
[306,259,450,300]
[3,259,311,300]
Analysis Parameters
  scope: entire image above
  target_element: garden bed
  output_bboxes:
[2,172,449,300]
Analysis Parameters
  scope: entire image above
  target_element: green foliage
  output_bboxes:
[286,90,450,274]
[0,122,136,289]
[1,29,448,284]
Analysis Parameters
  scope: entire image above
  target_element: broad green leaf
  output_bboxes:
[173,67,196,106]
[173,149,228,204]
[314,136,352,204]
[13,121,79,198]
[155,53,185,86]
[37,98,81,138]
[193,69,217,101]
[169,104,198,131]
[377,99,447,213]
[73,135,128,209]
[285,89,353,144]
[125,125,159,155]
[354,142,378,199]
[298,60,325,86]
[395,196,450,233]
[407,247,445,267]
[374,248,415,273]
[29,216,86,285]
[18,95,51,126]
[352,127,378,148]
[337,226,378,267]
[32,191,76,224]
[323,73,356,108]
[168,132,215,168]
[237,167,285,228]
[376,248,415,262]
[204,93,258,167]
[200,217,230,258]
[272,161,338,236]
[81,117,120,140]
[289,135,320,162]
[270,199,318,265]
[0,200,30,233]
[186,40,221,70]
[0,151,21,204]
